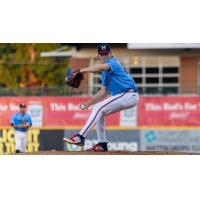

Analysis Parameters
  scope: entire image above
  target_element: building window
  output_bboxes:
[129,56,180,95]
[146,67,159,74]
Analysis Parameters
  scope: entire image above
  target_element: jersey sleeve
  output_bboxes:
[105,58,118,72]
[101,71,108,86]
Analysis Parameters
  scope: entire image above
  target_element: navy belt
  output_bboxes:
[127,89,138,93]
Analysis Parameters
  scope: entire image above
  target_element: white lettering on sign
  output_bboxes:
[145,103,162,111]
[145,102,200,111]
[169,112,189,120]
[9,103,19,111]
[73,112,90,119]
[67,103,80,111]
[50,103,66,111]
[184,102,198,110]
[0,104,8,111]
[163,103,183,111]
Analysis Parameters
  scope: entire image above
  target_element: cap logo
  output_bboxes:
[101,46,106,50]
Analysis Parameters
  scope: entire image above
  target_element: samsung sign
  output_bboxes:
[127,43,200,49]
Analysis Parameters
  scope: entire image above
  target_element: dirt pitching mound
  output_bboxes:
[17,151,200,155]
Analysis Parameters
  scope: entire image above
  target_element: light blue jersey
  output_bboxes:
[10,112,32,132]
[101,57,137,96]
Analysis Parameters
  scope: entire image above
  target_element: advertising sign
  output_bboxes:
[1,96,200,127]
[0,128,64,154]
[138,96,200,126]
[0,97,120,127]
[28,102,43,126]
[140,129,200,152]
[64,130,140,152]
[0,128,40,154]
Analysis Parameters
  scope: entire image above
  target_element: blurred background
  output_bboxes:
[1,43,200,154]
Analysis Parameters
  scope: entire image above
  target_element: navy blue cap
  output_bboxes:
[97,44,111,54]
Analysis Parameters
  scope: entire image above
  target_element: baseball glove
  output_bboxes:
[65,69,84,88]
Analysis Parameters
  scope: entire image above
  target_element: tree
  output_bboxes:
[0,43,70,88]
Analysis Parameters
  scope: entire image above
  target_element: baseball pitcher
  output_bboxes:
[64,44,139,151]
[10,103,32,153]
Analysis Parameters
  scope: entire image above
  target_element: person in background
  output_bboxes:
[10,103,32,153]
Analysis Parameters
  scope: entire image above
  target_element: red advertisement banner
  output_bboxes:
[138,96,200,126]
[0,97,119,127]
[1,96,200,127]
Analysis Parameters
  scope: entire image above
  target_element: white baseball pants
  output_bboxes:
[79,92,139,142]
[14,131,27,152]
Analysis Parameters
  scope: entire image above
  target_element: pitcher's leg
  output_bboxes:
[63,105,106,146]
[78,104,103,138]
[96,115,107,143]
[63,92,138,147]
[79,93,126,138]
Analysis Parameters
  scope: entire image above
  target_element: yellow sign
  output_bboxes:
[0,128,40,154]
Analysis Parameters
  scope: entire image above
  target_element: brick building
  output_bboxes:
[67,43,200,95]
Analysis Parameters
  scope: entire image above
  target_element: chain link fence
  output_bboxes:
[0,85,199,96]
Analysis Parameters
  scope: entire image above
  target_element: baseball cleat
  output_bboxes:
[87,142,108,151]
[63,134,85,146]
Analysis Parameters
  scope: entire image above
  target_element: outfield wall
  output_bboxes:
[1,95,200,154]
[1,127,200,154]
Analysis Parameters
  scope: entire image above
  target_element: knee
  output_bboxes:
[92,103,102,112]
[92,104,105,116]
